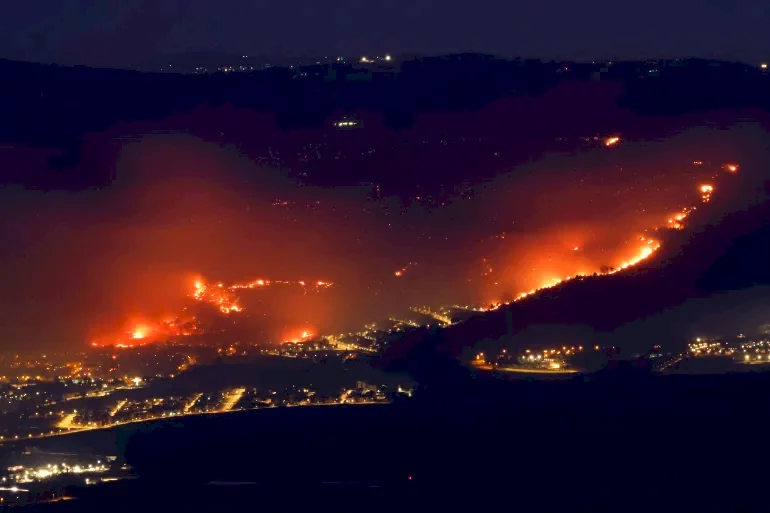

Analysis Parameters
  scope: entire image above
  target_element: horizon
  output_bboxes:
[1,0,769,69]
[1,51,767,73]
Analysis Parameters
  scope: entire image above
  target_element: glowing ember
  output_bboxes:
[700,184,714,202]
[393,262,416,278]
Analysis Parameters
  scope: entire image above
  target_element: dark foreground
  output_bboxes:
[14,370,770,512]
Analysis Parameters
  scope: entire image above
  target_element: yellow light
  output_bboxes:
[762,63,767,69]
[385,54,392,61]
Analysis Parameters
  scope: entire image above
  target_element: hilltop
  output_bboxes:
[1,55,769,155]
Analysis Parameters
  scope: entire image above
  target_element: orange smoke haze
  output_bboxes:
[282,328,315,343]
[0,111,764,349]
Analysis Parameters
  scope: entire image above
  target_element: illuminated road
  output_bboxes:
[184,393,203,413]
[109,400,127,417]
[471,361,578,375]
[56,413,77,429]
[220,388,246,412]
[496,366,578,375]
[3,401,388,443]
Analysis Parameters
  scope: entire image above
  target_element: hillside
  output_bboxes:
[380,168,770,377]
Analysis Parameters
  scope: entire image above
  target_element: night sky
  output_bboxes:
[1,0,769,67]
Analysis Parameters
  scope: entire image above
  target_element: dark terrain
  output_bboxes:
[12,369,770,512]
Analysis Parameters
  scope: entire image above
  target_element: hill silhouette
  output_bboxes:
[2,54,769,176]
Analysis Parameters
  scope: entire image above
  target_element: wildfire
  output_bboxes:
[90,315,199,349]
[191,280,240,314]
[490,175,731,310]
[283,329,315,343]
[190,276,334,314]
[604,136,620,147]
[91,274,334,349]
[700,184,713,202]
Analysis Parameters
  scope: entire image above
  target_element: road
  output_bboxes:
[220,388,246,412]
[56,413,78,429]
[184,393,203,413]
[3,400,388,443]
[109,400,127,417]
[496,366,578,375]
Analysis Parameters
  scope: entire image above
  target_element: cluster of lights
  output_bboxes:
[409,306,452,325]
[359,55,392,64]
[739,340,770,364]
[5,461,108,485]
[689,338,731,356]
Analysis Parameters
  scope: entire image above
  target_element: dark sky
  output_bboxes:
[1,0,769,67]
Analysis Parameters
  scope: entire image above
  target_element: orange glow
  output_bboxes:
[393,262,417,278]
[700,184,714,202]
[283,328,315,343]
[76,131,739,349]
[90,274,335,348]
[484,175,727,309]
[90,312,201,349]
